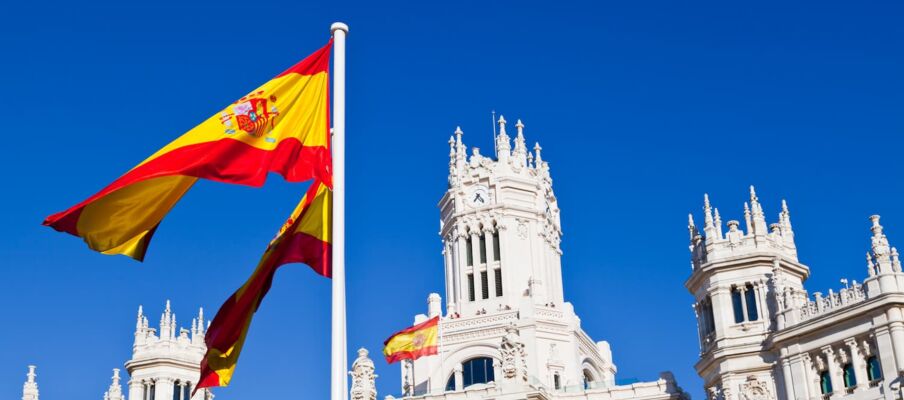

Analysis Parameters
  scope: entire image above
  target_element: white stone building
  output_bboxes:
[351,117,687,400]
[687,188,904,400]
[19,301,211,400]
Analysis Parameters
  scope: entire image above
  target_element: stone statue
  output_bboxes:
[349,348,377,400]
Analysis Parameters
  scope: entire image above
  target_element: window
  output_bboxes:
[461,357,495,387]
[492,233,500,261]
[843,363,857,388]
[466,238,473,266]
[554,373,561,390]
[820,371,833,394]
[583,370,594,390]
[731,284,759,323]
[145,382,156,400]
[481,271,489,299]
[182,383,190,400]
[479,235,487,263]
[745,284,759,321]
[731,288,744,323]
[867,356,882,381]
[467,274,475,302]
[494,269,503,297]
[173,382,180,400]
[445,375,455,391]
[700,298,715,336]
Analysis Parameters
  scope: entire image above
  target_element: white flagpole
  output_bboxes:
[330,21,349,400]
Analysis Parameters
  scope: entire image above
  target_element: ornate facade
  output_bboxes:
[362,117,688,400]
[19,301,211,400]
[688,188,904,400]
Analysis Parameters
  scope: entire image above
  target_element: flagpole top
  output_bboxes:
[331,22,349,35]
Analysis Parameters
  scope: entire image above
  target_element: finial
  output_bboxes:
[688,213,695,228]
[27,365,36,382]
[749,185,758,201]
[448,136,455,157]
[870,215,883,236]
[516,119,524,136]
[703,194,714,229]
[782,199,789,213]
[112,368,120,384]
[704,193,711,209]
[165,300,171,312]
[533,142,543,164]
[497,115,507,135]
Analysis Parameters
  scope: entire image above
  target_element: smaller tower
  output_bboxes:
[103,369,124,400]
[126,301,208,400]
[349,348,377,400]
[22,365,39,400]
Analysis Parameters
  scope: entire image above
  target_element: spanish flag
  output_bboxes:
[196,180,332,391]
[383,316,440,363]
[43,41,333,261]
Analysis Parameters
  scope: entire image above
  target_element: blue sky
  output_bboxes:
[1,1,902,399]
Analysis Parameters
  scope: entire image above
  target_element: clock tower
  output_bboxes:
[439,116,563,318]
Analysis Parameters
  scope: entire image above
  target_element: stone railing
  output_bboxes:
[796,282,866,323]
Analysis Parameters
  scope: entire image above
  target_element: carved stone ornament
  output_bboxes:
[517,219,529,240]
[739,377,773,400]
[349,348,377,400]
[499,324,528,383]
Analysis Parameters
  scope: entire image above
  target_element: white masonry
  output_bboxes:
[359,116,688,400]
[688,187,904,400]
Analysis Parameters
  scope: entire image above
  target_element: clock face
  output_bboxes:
[468,186,490,207]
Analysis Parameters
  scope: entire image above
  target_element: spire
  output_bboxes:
[197,307,205,336]
[713,208,723,239]
[496,116,511,161]
[533,142,543,165]
[105,369,124,400]
[160,300,174,340]
[511,117,528,167]
[136,305,144,331]
[22,365,38,400]
[780,199,794,238]
[448,136,455,163]
[454,126,466,165]
[703,194,716,240]
[870,215,893,272]
[749,185,767,235]
[743,202,752,234]
[688,213,697,242]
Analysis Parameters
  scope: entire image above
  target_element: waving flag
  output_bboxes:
[43,41,333,261]
[383,316,440,363]
[196,180,332,391]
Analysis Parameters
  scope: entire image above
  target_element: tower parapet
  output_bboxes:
[688,186,797,271]
[127,301,209,400]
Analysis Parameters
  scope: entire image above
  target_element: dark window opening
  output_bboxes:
[843,363,857,388]
[467,274,475,302]
[867,356,882,381]
[820,371,833,394]
[494,269,503,297]
[731,288,744,323]
[479,235,487,264]
[481,271,489,300]
[462,357,495,387]
[492,233,500,261]
[466,238,473,266]
[745,283,759,321]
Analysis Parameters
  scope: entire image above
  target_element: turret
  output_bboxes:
[22,365,38,400]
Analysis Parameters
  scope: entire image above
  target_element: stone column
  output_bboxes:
[128,380,144,400]
[455,233,468,306]
[155,378,174,400]
[711,287,734,336]
[453,364,464,391]
[485,229,497,299]
[470,232,483,300]
[845,338,868,389]
[822,347,842,395]
[887,308,904,373]
[739,286,750,322]
[443,242,455,309]
[780,358,795,400]
[791,354,812,400]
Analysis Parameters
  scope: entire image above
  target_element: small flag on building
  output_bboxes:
[383,316,440,363]
[43,41,333,261]
[196,179,332,391]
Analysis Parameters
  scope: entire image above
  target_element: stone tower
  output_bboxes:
[125,301,209,400]
[686,187,807,399]
[393,117,686,400]
[21,365,39,400]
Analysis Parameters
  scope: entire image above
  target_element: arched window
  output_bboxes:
[744,284,758,321]
[867,356,882,381]
[843,363,857,388]
[820,371,833,394]
[445,375,455,392]
[731,288,744,323]
[583,369,595,390]
[461,357,495,387]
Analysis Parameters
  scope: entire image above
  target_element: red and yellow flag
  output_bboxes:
[383,316,440,364]
[196,180,332,391]
[43,41,333,261]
